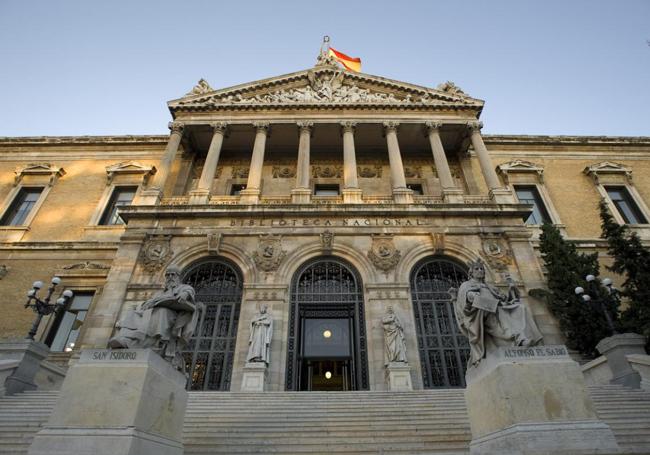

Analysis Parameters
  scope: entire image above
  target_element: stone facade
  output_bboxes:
[1,61,649,392]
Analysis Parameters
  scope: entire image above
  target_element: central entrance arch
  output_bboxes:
[285,257,369,391]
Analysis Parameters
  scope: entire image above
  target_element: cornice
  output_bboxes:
[0,135,168,146]
[483,134,650,147]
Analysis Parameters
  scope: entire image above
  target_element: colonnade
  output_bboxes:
[139,120,510,205]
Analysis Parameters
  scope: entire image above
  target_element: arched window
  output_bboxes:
[182,258,243,391]
[286,257,369,391]
[410,257,470,388]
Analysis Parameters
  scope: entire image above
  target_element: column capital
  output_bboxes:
[467,121,484,133]
[383,121,400,133]
[425,121,443,134]
[167,121,184,134]
[253,122,270,135]
[297,121,314,133]
[210,122,228,135]
[340,121,357,133]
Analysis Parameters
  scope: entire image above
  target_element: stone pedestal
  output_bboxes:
[240,362,267,392]
[392,188,414,204]
[28,349,187,455]
[385,362,412,391]
[627,354,650,391]
[188,188,210,205]
[442,188,465,203]
[342,188,363,204]
[465,345,619,455]
[489,187,516,204]
[0,339,49,395]
[291,188,311,204]
[134,188,162,205]
[597,333,646,389]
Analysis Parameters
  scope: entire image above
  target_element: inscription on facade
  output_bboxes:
[84,350,141,362]
[502,345,568,359]
[229,217,432,227]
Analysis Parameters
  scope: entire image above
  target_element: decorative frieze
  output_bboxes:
[139,235,173,272]
[231,166,250,179]
[62,261,110,270]
[312,164,342,179]
[403,165,422,179]
[368,234,401,272]
[272,166,296,178]
[357,165,383,178]
[252,235,286,272]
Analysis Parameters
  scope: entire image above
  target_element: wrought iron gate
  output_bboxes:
[286,257,369,391]
[182,259,242,390]
[410,258,470,388]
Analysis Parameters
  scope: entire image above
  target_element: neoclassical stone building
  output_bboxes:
[1,58,650,393]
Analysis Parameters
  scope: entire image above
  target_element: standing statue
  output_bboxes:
[382,306,408,365]
[453,260,543,367]
[108,265,200,371]
[246,304,273,364]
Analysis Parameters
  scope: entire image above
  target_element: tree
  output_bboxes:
[532,223,617,357]
[599,199,650,342]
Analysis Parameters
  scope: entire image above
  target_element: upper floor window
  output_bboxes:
[314,184,340,196]
[230,184,246,196]
[605,186,648,225]
[99,186,137,225]
[407,183,424,195]
[45,292,94,352]
[514,185,551,225]
[0,187,44,226]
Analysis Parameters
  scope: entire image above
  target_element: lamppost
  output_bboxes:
[24,276,73,341]
[574,274,619,335]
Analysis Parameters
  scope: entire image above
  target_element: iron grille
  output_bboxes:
[410,258,470,388]
[286,257,369,390]
[181,259,243,390]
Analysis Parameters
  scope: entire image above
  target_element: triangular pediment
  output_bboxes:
[169,66,484,113]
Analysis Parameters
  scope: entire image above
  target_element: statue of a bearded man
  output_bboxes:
[453,260,543,366]
[108,265,200,371]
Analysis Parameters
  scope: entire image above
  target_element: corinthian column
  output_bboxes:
[136,121,184,205]
[425,122,463,203]
[189,122,227,204]
[341,121,363,203]
[292,121,313,203]
[467,121,514,203]
[240,122,270,204]
[384,121,413,204]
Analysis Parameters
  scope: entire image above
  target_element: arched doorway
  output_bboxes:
[286,257,369,391]
[181,258,243,390]
[410,257,470,388]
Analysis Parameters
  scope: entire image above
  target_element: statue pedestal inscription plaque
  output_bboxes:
[28,349,187,455]
[465,345,620,455]
[241,362,268,392]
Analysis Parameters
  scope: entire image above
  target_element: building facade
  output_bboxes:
[1,58,650,392]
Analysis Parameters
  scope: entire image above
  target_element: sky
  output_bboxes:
[0,0,648,137]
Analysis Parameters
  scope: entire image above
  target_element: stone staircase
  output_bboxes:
[0,385,648,454]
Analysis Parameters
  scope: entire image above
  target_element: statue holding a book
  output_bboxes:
[453,260,542,367]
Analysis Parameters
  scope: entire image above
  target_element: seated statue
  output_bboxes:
[453,260,542,367]
[108,265,200,371]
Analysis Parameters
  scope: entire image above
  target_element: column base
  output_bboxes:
[241,362,267,392]
[291,188,311,204]
[385,362,413,391]
[392,188,414,204]
[489,187,516,204]
[0,339,49,395]
[342,188,363,204]
[134,189,162,205]
[469,420,620,455]
[442,188,465,203]
[239,188,260,204]
[188,189,210,205]
[597,333,646,389]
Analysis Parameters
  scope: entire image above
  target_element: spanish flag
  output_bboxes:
[328,47,362,73]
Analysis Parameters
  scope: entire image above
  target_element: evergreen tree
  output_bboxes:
[599,199,650,342]
[532,223,616,357]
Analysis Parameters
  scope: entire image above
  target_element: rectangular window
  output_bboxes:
[99,186,137,225]
[314,184,340,196]
[230,184,246,196]
[407,183,424,195]
[0,187,44,226]
[46,292,94,352]
[605,186,648,224]
[514,185,551,225]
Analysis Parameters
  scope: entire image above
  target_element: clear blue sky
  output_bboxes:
[0,0,648,137]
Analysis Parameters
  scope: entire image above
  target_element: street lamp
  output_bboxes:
[24,276,73,340]
[574,274,619,335]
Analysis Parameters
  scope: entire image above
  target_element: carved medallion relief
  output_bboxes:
[140,235,173,272]
[368,235,401,272]
[252,235,286,272]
